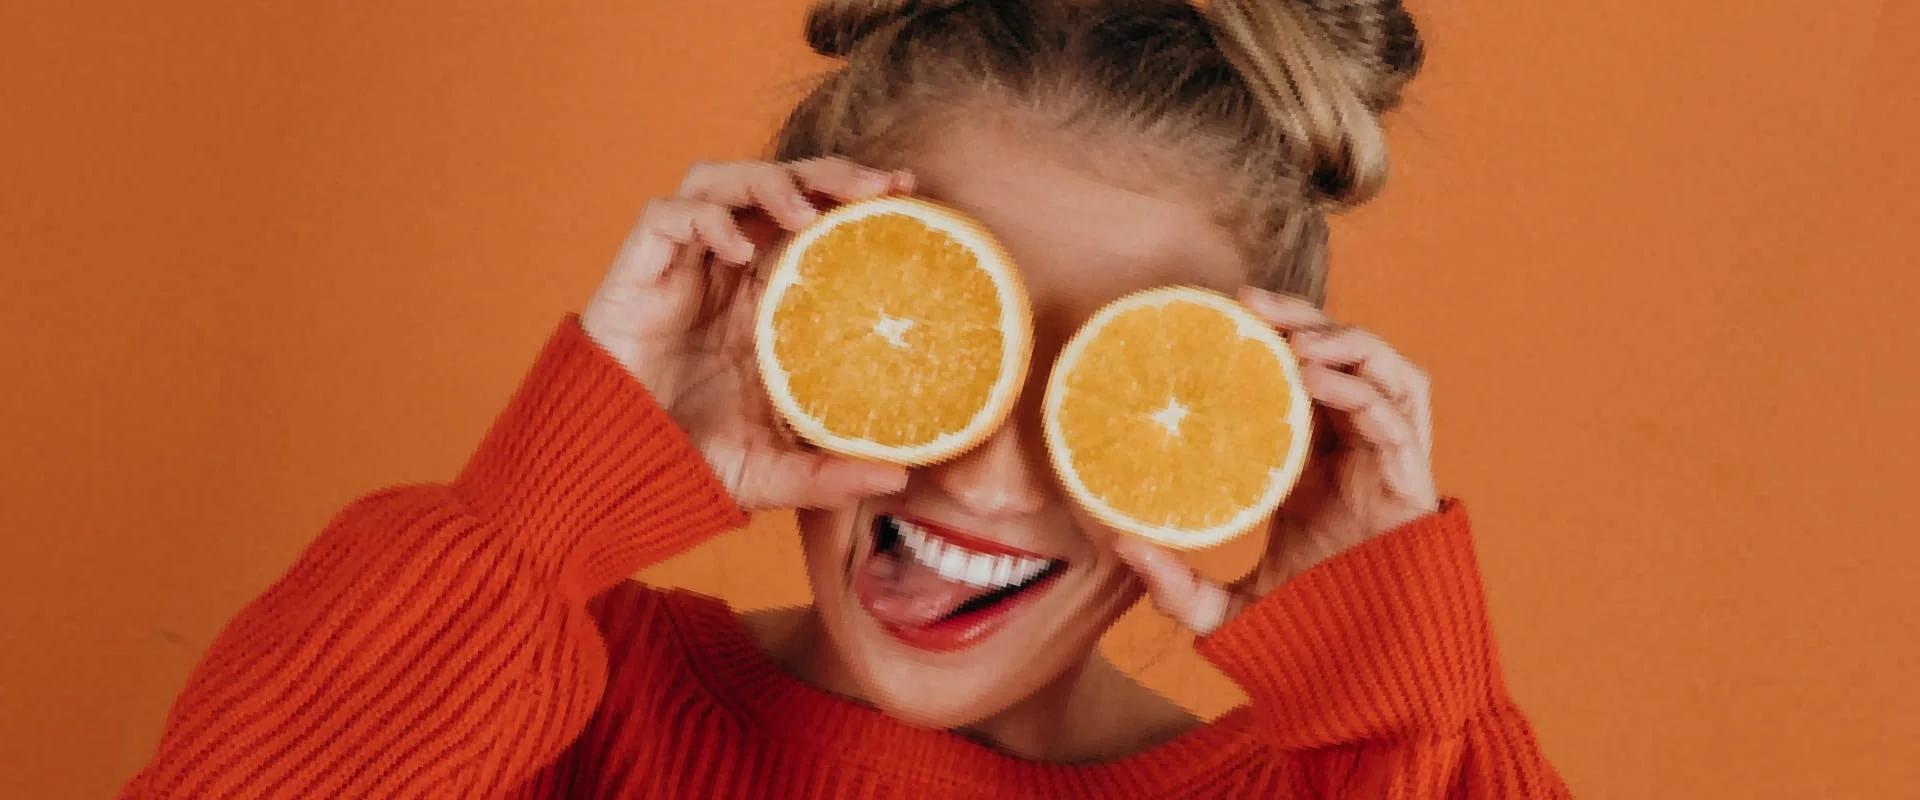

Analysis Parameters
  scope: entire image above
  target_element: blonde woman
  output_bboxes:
[125,2,1569,796]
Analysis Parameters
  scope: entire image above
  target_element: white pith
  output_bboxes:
[872,313,914,348]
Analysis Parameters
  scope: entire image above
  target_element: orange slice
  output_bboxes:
[755,196,1032,465]
[1042,286,1312,549]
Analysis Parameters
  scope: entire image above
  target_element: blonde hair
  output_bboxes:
[772,0,1423,305]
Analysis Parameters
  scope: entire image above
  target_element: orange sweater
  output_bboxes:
[121,315,1570,799]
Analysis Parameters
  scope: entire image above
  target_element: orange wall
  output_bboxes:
[3,2,1914,797]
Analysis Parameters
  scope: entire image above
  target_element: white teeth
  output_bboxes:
[938,548,969,582]
[962,553,994,588]
[915,538,943,570]
[885,517,1055,590]
[990,556,1015,586]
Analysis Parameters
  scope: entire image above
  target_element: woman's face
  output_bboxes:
[795,118,1250,731]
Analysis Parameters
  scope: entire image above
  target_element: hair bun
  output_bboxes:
[1289,0,1424,112]
[805,0,967,58]
[1207,0,1425,207]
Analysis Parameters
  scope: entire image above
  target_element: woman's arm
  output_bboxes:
[121,156,912,799]
[118,315,748,799]
[1194,502,1572,798]
[1113,290,1567,794]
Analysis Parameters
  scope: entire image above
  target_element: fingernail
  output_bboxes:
[1248,288,1314,316]
[891,170,916,193]
[866,469,909,493]
[734,242,756,263]
[791,199,818,225]
[1246,286,1286,306]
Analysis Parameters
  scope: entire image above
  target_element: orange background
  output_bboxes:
[3,2,1914,797]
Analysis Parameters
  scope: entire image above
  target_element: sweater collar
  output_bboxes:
[659,587,1264,796]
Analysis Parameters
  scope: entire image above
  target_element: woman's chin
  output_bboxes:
[823,631,1039,729]
[857,672,1021,731]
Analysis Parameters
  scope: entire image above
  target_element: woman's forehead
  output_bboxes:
[897,122,1249,317]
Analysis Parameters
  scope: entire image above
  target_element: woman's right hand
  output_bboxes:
[581,157,914,512]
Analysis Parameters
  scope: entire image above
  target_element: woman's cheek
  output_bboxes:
[1062,505,1124,552]
[794,507,860,571]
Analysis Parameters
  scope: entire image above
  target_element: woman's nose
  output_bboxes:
[926,421,1048,518]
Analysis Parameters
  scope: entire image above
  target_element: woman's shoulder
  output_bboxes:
[585,581,733,669]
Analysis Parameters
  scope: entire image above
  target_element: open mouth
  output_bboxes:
[852,514,1068,652]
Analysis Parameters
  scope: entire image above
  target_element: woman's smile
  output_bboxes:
[853,512,1072,652]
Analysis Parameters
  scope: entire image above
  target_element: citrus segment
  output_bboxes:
[756,197,1031,465]
[1043,287,1312,549]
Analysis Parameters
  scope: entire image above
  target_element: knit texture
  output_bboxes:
[120,314,1569,798]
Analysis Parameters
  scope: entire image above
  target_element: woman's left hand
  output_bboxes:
[1112,286,1442,636]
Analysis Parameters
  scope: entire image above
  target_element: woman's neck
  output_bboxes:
[952,649,1197,762]
[741,605,1200,763]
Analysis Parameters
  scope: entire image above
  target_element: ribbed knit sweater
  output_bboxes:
[120,315,1570,798]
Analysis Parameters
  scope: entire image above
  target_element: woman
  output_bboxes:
[124,1,1569,797]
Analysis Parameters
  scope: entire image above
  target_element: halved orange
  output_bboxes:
[754,196,1032,465]
[1042,286,1313,549]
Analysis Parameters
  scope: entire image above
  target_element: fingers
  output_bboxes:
[743,447,910,513]
[1238,283,1436,504]
[678,158,913,228]
[657,199,756,263]
[786,156,914,201]
[615,157,911,288]
[1111,536,1247,636]
[1291,327,1433,456]
[1289,327,1429,403]
[608,198,755,284]
[1238,284,1435,460]
[677,160,819,230]
[1299,364,1432,500]
[1299,365,1417,450]
[1238,286,1336,333]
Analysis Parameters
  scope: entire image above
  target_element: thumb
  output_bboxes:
[1111,536,1248,637]
[750,448,909,512]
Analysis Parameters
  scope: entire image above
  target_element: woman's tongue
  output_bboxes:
[854,551,983,628]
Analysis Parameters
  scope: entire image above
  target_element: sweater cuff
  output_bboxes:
[1194,499,1502,749]
[452,314,749,590]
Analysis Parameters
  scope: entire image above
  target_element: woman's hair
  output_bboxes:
[771,0,1424,305]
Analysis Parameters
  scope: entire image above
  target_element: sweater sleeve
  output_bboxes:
[118,314,750,799]
[1193,499,1572,798]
